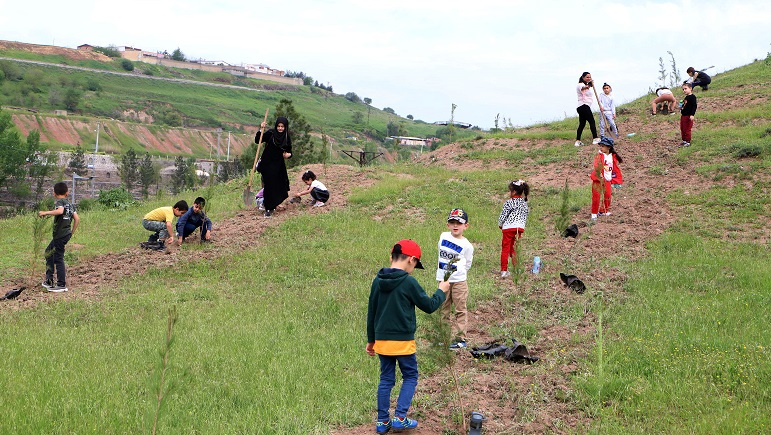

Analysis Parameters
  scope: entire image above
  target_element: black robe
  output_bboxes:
[255,129,291,211]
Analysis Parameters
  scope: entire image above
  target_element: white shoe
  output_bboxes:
[592,138,601,145]
[574,140,584,147]
[591,214,598,221]
[313,202,326,207]
[599,211,612,217]
[500,271,511,278]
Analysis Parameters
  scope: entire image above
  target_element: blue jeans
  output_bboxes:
[377,353,418,421]
[181,223,208,240]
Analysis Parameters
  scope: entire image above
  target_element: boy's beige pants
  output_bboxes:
[441,280,469,341]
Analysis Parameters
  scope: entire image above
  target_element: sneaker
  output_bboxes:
[258,203,266,211]
[598,211,612,217]
[148,233,159,243]
[264,210,273,217]
[42,279,54,289]
[500,271,511,278]
[574,140,584,147]
[309,199,317,205]
[591,214,598,221]
[592,138,601,145]
[48,284,68,293]
[149,243,166,251]
[376,420,392,434]
[391,416,418,431]
[313,202,326,207]
[682,142,691,147]
[450,341,467,349]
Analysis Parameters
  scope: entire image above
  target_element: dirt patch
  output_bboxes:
[0,40,112,62]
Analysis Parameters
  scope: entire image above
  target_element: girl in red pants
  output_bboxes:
[590,137,623,220]
[498,180,529,278]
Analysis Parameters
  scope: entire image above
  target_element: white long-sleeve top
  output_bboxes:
[435,232,474,283]
[498,198,529,230]
[598,93,616,115]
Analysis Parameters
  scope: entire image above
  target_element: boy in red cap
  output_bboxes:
[366,239,451,433]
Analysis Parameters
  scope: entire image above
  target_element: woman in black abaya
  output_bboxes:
[255,116,292,217]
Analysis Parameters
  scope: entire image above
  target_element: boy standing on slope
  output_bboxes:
[436,208,474,349]
[39,182,80,293]
[366,239,450,433]
[680,83,698,147]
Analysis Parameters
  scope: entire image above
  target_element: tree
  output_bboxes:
[171,48,186,62]
[407,114,414,120]
[345,92,362,103]
[139,152,158,198]
[63,88,82,112]
[383,107,396,115]
[364,97,372,126]
[68,145,87,175]
[352,111,364,125]
[0,110,29,189]
[26,130,55,200]
[120,59,134,71]
[118,148,140,191]
[171,156,196,194]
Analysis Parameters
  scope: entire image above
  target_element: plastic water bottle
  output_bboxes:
[626,133,636,137]
[532,256,541,274]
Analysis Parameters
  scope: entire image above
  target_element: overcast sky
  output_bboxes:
[2,0,769,129]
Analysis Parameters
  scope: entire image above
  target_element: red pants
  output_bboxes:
[680,116,693,142]
[591,180,612,214]
[500,228,524,271]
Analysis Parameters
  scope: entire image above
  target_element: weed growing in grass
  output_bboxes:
[554,179,571,235]
[423,312,466,433]
[149,306,178,435]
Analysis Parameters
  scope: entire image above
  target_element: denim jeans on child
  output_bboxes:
[45,233,72,286]
[377,353,418,422]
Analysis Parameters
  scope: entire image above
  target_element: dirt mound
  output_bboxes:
[0,40,112,62]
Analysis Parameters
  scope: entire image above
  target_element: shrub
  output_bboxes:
[732,144,763,159]
[98,187,135,209]
[120,59,135,72]
[75,198,99,212]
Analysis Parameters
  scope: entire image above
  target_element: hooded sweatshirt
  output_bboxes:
[367,268,446,343]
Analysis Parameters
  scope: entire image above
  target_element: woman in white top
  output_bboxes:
[575,72,600,147]
[651,87,677,115]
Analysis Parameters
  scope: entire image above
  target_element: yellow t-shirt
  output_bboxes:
[374,340,416,356]
[144,206,174,222]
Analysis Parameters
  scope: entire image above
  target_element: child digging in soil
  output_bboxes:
[436,208,474,349]
[38,181,80,293]
[589,137,623,220]
[175,197,212,245]
[498,180,529,278]
[291,170,330,207]
[366,239,450,433]
[141,200,188,251]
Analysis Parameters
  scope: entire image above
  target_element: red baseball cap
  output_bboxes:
[392,239,424,269]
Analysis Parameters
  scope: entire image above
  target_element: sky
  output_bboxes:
[1,0,769,129]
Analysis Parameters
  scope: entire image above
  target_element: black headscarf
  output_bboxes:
[272,117,290,148]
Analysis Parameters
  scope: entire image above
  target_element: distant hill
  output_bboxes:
[0,40,447,160]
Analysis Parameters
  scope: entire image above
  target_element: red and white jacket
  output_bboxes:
[589,151,623,184]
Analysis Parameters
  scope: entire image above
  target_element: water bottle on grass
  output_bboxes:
[532,256,541,274]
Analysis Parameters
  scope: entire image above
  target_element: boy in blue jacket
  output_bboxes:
[366,239,450,433]
[175,197,213,245]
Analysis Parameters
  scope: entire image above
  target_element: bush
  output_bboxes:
[732,144,763,159]
[75,198,99,212]
[120,59,134,72]
[98,187,135,209]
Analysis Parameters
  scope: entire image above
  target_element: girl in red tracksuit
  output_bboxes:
[589,138,623,220]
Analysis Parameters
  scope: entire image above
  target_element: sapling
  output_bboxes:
[440,256,467,432]
[555,178,571,235]
[150,305,178,435]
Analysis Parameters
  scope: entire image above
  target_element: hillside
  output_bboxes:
[0,60,768,434]
[0,41,453,160]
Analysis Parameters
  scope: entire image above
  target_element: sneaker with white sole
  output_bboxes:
[500,271,511,278]
[598,212,612,217]
[591,214,598,221]
[376,420,392,434]
[592,138,601,145]
[48,284,68,293]
[313,202,326,207]
[574,140,584,147]
[450,340,467,349]
[42,279,54,289]
[391,416,418,431]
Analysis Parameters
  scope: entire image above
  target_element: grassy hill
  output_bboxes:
[1,42,468,161]
[0,58,768,434]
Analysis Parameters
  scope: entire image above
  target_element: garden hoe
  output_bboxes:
[243,108,270,206]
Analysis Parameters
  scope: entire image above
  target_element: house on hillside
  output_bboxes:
[118,46,143,61]
[388,136,439,148]
[244,63,285,76]
[77,44,94,51]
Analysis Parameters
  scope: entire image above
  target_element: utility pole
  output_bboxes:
[216,128,222,160]
[226,131,231,161]
[94,121,101,154]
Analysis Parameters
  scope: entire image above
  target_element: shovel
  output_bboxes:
[243,108,270,206]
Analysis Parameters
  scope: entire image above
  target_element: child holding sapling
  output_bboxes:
[292,170,330,207]
[498,180,529,278]
[435,208,474,349]
[589,137,623,220]
[38,181,80,293]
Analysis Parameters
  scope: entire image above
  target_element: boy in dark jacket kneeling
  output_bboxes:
[366,239,450,433]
